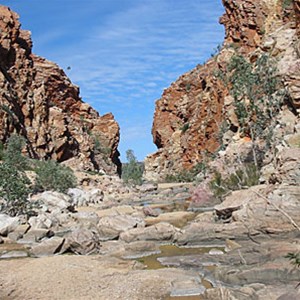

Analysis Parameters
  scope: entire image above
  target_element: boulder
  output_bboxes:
[276,148,300,185]
[120,222,177,243]
[66,228,100,255]
[71,211,100,226]
[95,205,137,218]
[32,191,73,212]
[143,206,160,217]
[174,221,246,246]
[30,236,66,257]
[28,213,55,229]
[19,229,54,244]
[97,215,142,241]
[7,224,30,241]
[68,188,104,207]
[0,214,19,236]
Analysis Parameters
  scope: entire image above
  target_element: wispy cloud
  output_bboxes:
[5,0,225,161]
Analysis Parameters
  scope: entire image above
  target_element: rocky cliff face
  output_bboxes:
[0,6,121,175]
[144,0,300,181]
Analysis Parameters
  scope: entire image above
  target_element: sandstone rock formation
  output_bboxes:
[0,6,121,174]
[144,0,300,181]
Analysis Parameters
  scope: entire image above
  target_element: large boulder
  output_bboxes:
[120,222,177,243]
[66,228,100,255]
[30,236,66,257]
[32,191,73,213]
[97,215,142,241]
[0,214,19,236]
[68,188,104,207]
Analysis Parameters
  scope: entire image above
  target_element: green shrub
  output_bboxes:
[3,134,28,170]
[217,53,285,167]
[285,252,300,267]
[186,83,191,92]
[122,149,143,185]
[227,54,283,142]
[35,160,77,193]
[91,134,111,159]
[282,0,293,9]
[165,163,206,183]
[210,164,260,200]
[181,123,190,133]
[0,162,32,217]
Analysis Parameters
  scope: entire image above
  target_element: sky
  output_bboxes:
[2,0,225,162]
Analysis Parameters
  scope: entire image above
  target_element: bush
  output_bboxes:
[285,252,300,267]
[3,134,28,170]
[209,164,260,200]
[217,53,285,167]
[35,160,77,193]
[282,0,293,9]
[180,123,190,133]
[122,149,143,185]
[0,162,32,217]
[165,163,206,183]
[227,54,282,139]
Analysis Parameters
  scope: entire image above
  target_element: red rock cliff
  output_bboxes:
[0,6,121,175]
[144,0,300,181]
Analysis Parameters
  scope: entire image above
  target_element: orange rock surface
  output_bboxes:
[145,0,300,181]
[0,6,121,174]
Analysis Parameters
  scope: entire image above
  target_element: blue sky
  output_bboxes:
[2,0,225,162]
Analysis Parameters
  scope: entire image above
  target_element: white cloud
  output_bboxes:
[26,0,225,160]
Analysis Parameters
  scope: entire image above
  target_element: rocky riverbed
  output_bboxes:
[0,173,300,300]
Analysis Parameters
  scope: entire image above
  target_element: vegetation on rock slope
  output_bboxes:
[0,135,77,217]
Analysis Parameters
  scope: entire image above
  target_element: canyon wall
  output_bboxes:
[144,0,300,181]
[0,6,121,175]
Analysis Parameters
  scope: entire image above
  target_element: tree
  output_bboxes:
[35,160,77,193]
[0,162,32,217]
[225,54,284,167]
[4,134,28,170]
[122,149,143,185]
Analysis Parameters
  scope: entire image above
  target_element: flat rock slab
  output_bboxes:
[120,222,177,243]
[170,279,205,297]
[19,228,54,244]
[0,250,28,259]
[99,240,160,258]
[145,211,195,228]
[94,205,138,218]
[0,255,202,300]
[214,259,300,286]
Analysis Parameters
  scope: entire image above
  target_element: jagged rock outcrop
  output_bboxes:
[0,6,121,174]
[144,0,300,181]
